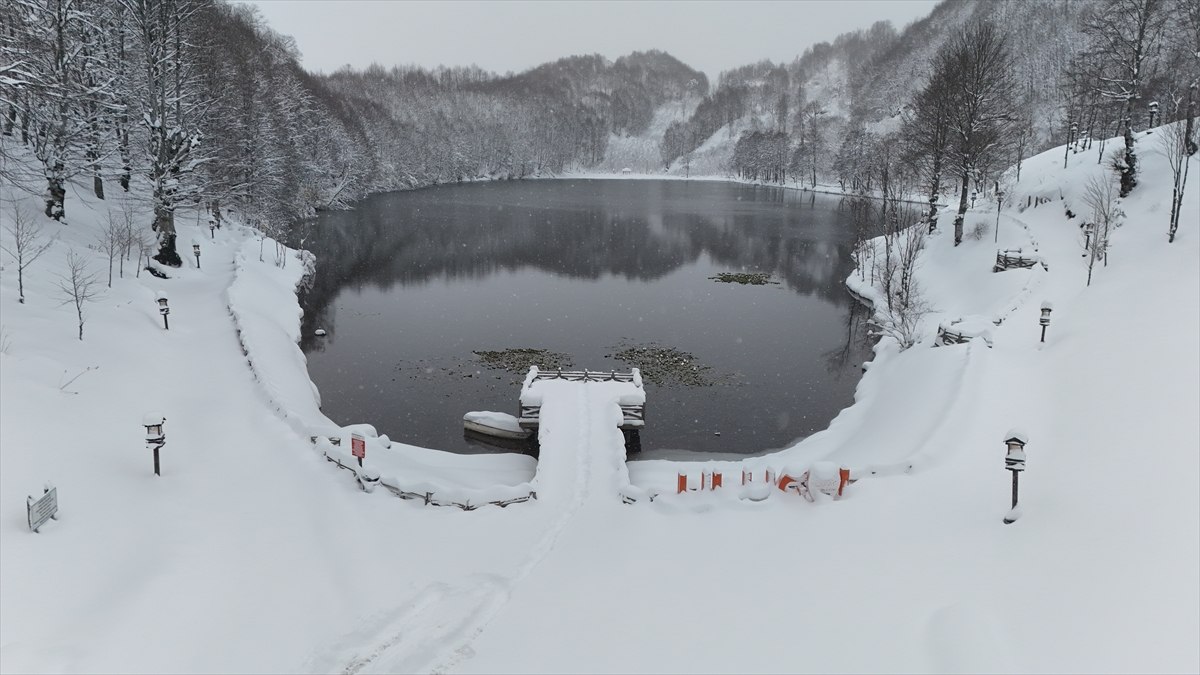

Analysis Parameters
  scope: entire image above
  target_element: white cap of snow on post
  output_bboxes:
[143,412,165,426]
[1041,300,1054,311]
[156,290,167,301]
[1004,429,1029,445]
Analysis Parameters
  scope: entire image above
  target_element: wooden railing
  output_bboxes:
[935,326,971,347]
[520,369,645,429]
[379,482,537,510]
[994,249,1040,272]
[532,369,638,383]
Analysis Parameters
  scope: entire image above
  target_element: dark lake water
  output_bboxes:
[295,179,874,459]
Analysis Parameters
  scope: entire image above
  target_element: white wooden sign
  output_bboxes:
[27,485,58,533]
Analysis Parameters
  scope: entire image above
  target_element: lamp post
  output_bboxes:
[970,190,978,209]
[1002,431,1027,524]
[192,242,201,269]
[143,413,166,477]
[208,217,216,240]
[156,291,169,330]
[1065,121,1079,167]
[1039,301,1053,343]
[1148,101,1159,129]
[994,186,1004,243]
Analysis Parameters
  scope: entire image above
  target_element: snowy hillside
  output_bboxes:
[2,117,1197,675]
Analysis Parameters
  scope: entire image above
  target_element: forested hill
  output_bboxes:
[666,0,1097,181]
[2,0,1196,268]
[0,0,704,266]
[319,50,707,181]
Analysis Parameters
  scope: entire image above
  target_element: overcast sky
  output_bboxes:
[241,0,940,81]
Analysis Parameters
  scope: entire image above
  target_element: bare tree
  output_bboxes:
[117,201,136,278]
[909,67,953,233]
[1163,117,1196,242]
[935,22,1019,246]
[96,213,123,287]
[133,227,154,278]
[56,249,102,340]
[1,203,56,303]
[1082,172,1121,285]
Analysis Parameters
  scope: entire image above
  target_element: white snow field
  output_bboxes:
[2,126,1197,674]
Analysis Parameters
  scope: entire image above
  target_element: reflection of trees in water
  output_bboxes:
[295,182,859,345]
[821,297,877,378]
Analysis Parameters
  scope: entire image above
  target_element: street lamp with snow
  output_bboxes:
[144,413,166,477]
[1003,431,1027,524]
[1039,301,1053,343]
[156,291,169,330]
[192,242,201,269]
[1148,101,1159,129]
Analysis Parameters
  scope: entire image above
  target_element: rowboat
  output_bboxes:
[463,411,532,440]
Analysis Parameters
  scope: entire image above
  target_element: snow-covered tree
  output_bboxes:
[119,0,210,267]
[0,0,121,220]
[1081,0,1169,196]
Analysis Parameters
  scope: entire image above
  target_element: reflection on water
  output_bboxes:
[296,179,875,457]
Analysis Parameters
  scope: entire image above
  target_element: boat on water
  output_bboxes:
[463,411,532,440]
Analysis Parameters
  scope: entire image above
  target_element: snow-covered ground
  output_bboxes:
[1,125,1197,673]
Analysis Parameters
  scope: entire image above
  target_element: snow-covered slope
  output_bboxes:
[1,122,1197,673]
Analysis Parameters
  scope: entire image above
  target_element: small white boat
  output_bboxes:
[463,411,532,440]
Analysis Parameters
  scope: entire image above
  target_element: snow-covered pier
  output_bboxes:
[519,367,645,506]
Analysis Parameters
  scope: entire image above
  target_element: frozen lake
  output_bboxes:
[296,179,874,458]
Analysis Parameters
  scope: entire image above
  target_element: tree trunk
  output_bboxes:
[45,175,66,221]
[927,153,942,234]
[1185,83,1198,156]
[1119,100,1138,197]
[953,168,970,246]
[152,208,183,267]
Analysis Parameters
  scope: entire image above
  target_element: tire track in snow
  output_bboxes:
[426,383,595,674]
[323,383,602,675]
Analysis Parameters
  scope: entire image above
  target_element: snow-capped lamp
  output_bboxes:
[1002,430,1028,525]
[156,291,169,330]
[208,217,216,240]
[192,241,201,269]
[1069,121,1079,150]
[1039,301,1053,343]
[143,412,166,477]
[1148,101,1159,129]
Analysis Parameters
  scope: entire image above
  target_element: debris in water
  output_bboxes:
[610,341,721,387]
[709,272,778,285]
[473,347,573,374]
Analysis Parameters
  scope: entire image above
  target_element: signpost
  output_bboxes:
[351,433,366,467]
[27,484,59,533]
